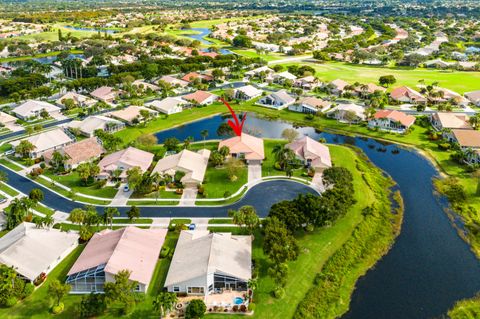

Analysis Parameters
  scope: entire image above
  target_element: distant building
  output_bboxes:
[56,92,96,108]
[146,97,186,115]
[67,115,125,137]
[289,96,331,114]
[257,90,295,110]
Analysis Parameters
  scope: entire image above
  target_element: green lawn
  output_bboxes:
[0,49,83,63]
[44,171,117,198]
[0,158,23,172]
[202,163,248,199]
[0,181,20,197]
[281,61,480,94]
[231,49,285,62]
[111,218,153,225]
[208,218,233,224]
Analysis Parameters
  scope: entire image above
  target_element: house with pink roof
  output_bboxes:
[97,146,154,181]
[390,86,427,104]
[286,136,332,172]
[182,90,218,105]
[368,110,416,133]
[218,133,265,164]
[90,86,121,104]
[66,227,167,293]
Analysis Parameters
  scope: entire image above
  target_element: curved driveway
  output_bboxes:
[0,166,316,218]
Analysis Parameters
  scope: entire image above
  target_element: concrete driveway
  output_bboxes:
[110,183,132,206]
[179,187,198,207]
[248,163,262,183]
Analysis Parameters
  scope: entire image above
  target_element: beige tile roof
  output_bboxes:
[164,231,251,287]
[432,112,471,130]
[218,133,265,160]
[98,146,154,176]
[0,111,17,124]
[152,149,210,184]
[44,137,105,166]
[452,129,480,148]
[183,90,217,104]
[109,106,157,123]
[286,136,332,168]
[12,100,61,118]
[68,227,167,285]
[374,110,416,127]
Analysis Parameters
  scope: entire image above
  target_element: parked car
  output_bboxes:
[188,223,196,230]
[4,150,14,156]
[123,185,130,192]
[0,197,7,204]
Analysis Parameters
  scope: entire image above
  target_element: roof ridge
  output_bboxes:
[105,228,128,268]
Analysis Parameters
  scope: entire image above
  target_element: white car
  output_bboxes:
[123,185,130,192]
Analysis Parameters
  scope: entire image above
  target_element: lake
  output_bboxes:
[155,112,480,318]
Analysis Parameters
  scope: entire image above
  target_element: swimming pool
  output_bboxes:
[233,297,243,305]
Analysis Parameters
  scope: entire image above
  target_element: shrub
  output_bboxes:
[5,296,17,307]
[52,302,64,314]
[232,305,239,312]
[240,304,247,312]
[96,179,107,188]
[223,191,231,198]
[248,303,256,312]
[273,287,285,299]
[39,162,46,169]
[438,143,451,150]
[21,283,34,298]
[160,247,170,258]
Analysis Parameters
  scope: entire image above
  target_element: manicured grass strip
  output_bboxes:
[170,218,191,225]
[111,218,153,225]
[127,200,179,206]
[43,171,118,198]
[207,226,245,235]
[34,204,55,216]
[0,181,19,196]
[0,158,23,172]
[208,218,233,224]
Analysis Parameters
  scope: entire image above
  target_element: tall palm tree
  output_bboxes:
[200,130,209,147]
[103,207,120,229]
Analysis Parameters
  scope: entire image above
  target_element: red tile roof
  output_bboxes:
[374,110,416,127]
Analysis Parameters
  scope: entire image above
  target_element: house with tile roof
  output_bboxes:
[164,231,251,297]
[43,137,105,169]
[152,149,210,187]
[67,227,167,293]
[465,90,480,107]
[11,128,74,158]
[325,103,366,123]
[90,86,121,103]
[182,90,218,105]
[289,96,331,114]
[56,92,96,108]
[218,133,265,164]
[12,100,61,120]
[368,110,416,133]
[451,129,480,164]
[286,136,332,172]
[97,147,154,181]
[67,115,125,137]
[108,106,158,125]
[390,86,427,104]
[233,85,263,101]
[430,112,471,131]
[146,97,186,115]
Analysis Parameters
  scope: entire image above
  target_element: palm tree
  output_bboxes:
[200,130,209,147]
[103,207,120,229]
[153,292,178,317]
[272,144,296,171]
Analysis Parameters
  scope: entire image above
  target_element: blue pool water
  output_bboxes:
[234,297,243,305]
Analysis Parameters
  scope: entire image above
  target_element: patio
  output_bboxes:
[205,289,247,307]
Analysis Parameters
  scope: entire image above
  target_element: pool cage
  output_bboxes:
[66,264,106,293]
[213,274,248,293]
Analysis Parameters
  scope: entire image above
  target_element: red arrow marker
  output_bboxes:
[220,97,246,137]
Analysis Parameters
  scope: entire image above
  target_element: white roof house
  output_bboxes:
[0,111,17,125]
[465,90,480,106]
[164,231,252,296]
[257,90,295,110]
[244,66,274,78]
[0,222,78,281]
[11,128,74,158]
[146,97,186,115]
[152,149,210,186]
[108,106,158,124]
[68,115,125,137]
[273,71,297,83]
[325,103,366,123]
[289,96,331,114]
[12,100,61,120]
[234,85,263,101]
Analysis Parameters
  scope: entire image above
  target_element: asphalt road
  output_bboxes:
[0,166,316,218]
